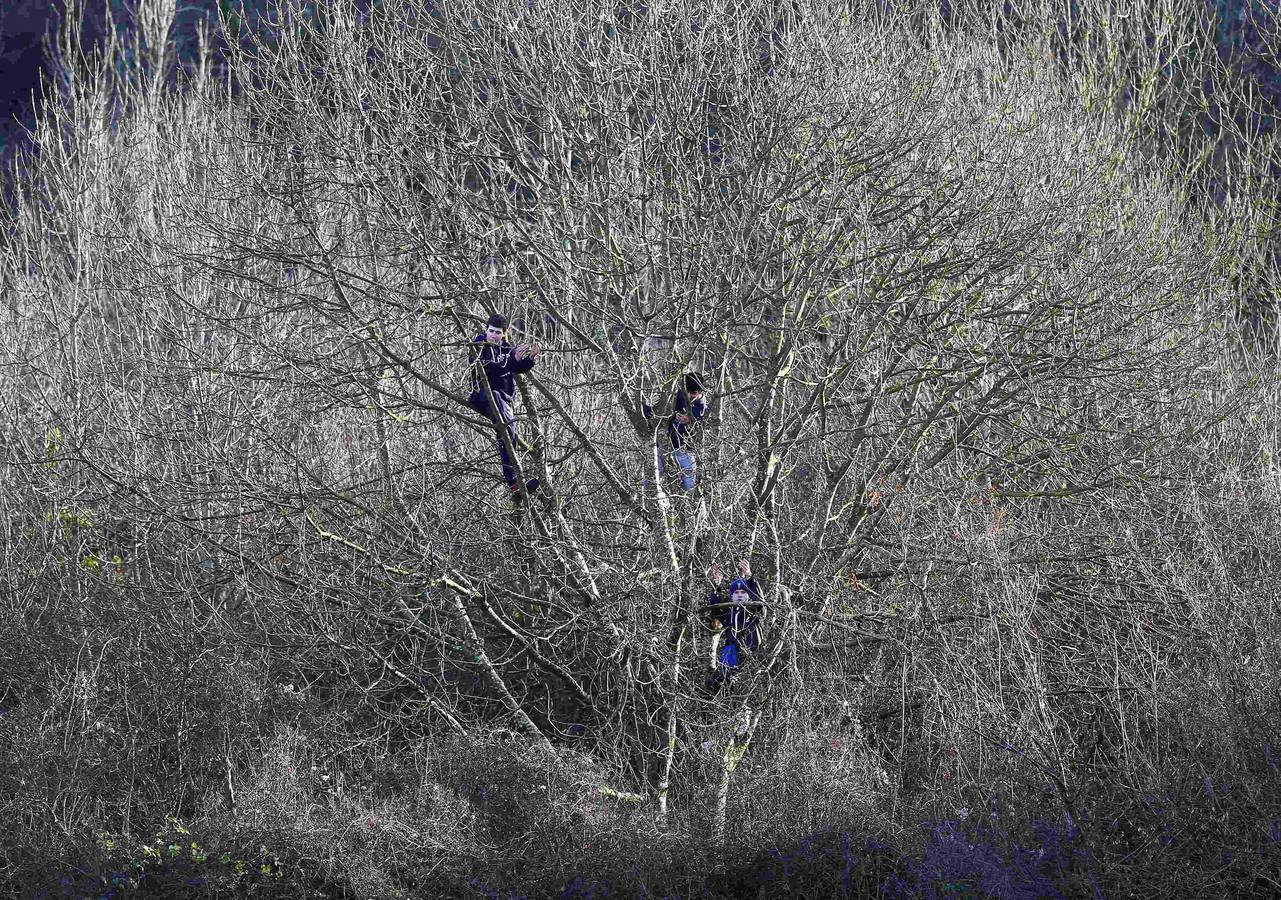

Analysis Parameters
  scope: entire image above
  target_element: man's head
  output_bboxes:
[484,313,508,344]
[683,372,705,402]
[728,577,751,603]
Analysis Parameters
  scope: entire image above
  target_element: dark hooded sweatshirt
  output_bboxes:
[469,334,535,403]
[705,577,763,669]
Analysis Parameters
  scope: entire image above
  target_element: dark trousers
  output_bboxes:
[468,391,519,486]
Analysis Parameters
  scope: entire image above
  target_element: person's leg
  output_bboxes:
[492,395,520,487]
[495,396,541,495]
[469,392,517,486]
[704,643,739,695]
[673,447,697,491]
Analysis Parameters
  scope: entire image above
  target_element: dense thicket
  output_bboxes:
[2,1,1280,897]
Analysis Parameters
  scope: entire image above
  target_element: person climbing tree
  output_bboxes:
[703,559,764,693]
[467,313,542,497]
[643,372,708,491]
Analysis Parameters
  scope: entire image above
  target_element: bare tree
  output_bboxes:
[3,0,1275,894]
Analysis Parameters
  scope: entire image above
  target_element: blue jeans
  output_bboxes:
[674,448,696,490]
[657,447,697,490]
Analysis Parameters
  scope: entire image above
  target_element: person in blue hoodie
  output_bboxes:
[467,313,541,497]
[642,372,708,491]
[703,559,764,693]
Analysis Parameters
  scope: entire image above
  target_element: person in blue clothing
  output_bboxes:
[643,372,707,491]
[467,313,542,497]
[704,559,764,693]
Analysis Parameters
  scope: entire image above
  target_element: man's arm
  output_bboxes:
[510,342,539,374]
[472,342,504,386]
[468,342,491,393]
[673,396,706,431]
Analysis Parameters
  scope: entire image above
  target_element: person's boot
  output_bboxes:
[510,478,540,501]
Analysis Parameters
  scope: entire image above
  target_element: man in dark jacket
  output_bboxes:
[643,373,707,491]
[467,313,541,496]
[704,559,763,692]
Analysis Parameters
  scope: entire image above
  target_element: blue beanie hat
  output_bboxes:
[728,578,752,597]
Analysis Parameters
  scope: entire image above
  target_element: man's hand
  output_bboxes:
[674,412,693,425]
[710,562,723,585]
[738,559,752,578]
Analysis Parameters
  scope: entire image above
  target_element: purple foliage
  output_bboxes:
[528,811,1093,899]
[469,877,528,900]
[903,817,1067,900]
[561,876,609,899]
